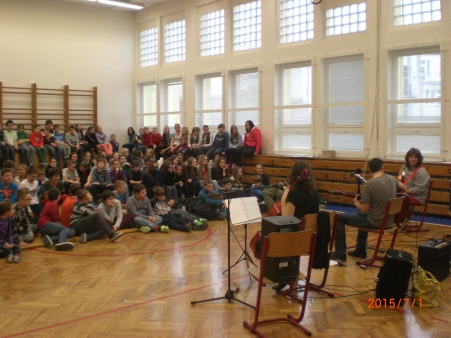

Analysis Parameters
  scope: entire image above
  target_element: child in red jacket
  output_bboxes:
[38,188,75,250]
[30,124,47,167]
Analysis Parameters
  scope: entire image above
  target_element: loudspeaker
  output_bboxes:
[261,216,301,283]
[418,239,450,281]
[376,249,413,302]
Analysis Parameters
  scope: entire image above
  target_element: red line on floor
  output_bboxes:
[431,317,449,323]
[1,274,249,338]
[30,228,213,257]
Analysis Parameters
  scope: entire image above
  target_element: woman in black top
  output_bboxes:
[122,127,137,153]
[210,157,229,186]
[281,160,319,219]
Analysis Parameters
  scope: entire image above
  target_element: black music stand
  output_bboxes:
[191,191,255,309]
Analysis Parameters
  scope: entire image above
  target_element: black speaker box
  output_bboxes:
[418,239,450,281]
[261,216,301,283]
[376,249,414,302]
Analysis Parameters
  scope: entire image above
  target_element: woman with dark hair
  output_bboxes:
[75,124,91,154]
[155,126,173,160]
[85,126,100,154]
[233,120,262,167]
[210,157,229,186]
[281,160,319,219]
[225,124,243,167]
[398,147,430,205]
[186,157,201,197]
[122,127,137,153]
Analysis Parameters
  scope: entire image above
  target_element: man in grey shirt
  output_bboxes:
[126,184,166,234]
[331,158,406,261]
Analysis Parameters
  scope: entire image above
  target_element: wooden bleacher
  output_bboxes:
[241,155,451,217]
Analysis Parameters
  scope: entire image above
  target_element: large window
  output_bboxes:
[195,73,223,128]
[326,3,366,36]
[200,10,225,57]
[274,61,312,153]
[227,68,260,133]
[394,0,441,26]
[233,1,262,52]
[279,0,314,44]
[387,45,441,157]
[139,27,158,67]
[164,20,186,63]
[321,54,365,153]
[160,77,184,127]
[137,82,158,128]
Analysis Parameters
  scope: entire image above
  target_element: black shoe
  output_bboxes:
[331,251,347,262]
[271,283,288,291]
[347,249,367,259]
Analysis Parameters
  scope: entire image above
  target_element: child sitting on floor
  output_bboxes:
[0,201,22,263]
[98,190,134,230]
[198,179,227,219]
[12,188,36,247]
[151,187,207,232]
[19,166,42,219]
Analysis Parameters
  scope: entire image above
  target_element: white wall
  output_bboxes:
[134,0,451,161]
[0,0,135,145]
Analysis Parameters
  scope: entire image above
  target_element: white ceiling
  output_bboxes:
[55,0,171,10]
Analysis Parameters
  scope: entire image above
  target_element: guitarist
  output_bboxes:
[331,158,406,262]
[399,148,430,204]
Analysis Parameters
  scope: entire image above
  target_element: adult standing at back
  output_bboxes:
[233,120,262,167]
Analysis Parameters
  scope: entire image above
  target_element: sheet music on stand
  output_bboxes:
[229,197,262,226]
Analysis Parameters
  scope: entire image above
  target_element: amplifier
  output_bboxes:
[376,249,414,302]
[418,239,451,281]
[261,216,301,283]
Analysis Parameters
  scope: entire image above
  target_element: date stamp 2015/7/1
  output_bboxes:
[368,298,422,308]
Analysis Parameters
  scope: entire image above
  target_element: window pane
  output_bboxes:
[195,112,223,126]
[329,60,364,103]
[394,0,441,26]
[389,103,440,124]
[326,2,366,36]
[279,0,314,44]
[282,133,312,150]
[201,76,222,110]
[164,20,186,63]
[329,105,364,124]
[160,114,183,127]
[236,110,259,126]
[200,10,225,57]
[233,1,261,51]
[282,65,312,105]
[233,71,259,108]
[140,27,158,67]
[397,134,440,154]
[137,115,157,127]
[143,83,157,114]
[167,82,183,112]
[282,108,311,125]
[329,133,364,151]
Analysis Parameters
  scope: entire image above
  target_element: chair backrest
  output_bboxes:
[267,230,313,258]
[303,211,337,234]
[387,197,405,216]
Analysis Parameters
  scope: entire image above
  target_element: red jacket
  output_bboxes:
[38,201,60,229]
[149,133,162,147]
[142,133,151,147]
[243,127,262,155]
[30,132,44,147]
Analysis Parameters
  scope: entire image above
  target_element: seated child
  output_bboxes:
[198,179,227,218]
[53,124,71,160]
[126,160,143,193]
[19,166,43,218]
[250,175,266,213]
[126,184,166,234]
[14,164,28,186]
[38,188,76,251]
[77,161,91,188]
[112,180,127,210]
[41,167,68,206]
[98,190,134,230]
[70,189,123,243]
[0,168,18,203]
[60,184,81,227]
[12,188,36,246]
[219,177,243,199]
[151,187,207,232]
[86,157,114,198]
[0,201,22,263]
[62,160,80,194]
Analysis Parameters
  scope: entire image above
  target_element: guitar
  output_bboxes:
[328,190,362,199]
[249,231,261,260]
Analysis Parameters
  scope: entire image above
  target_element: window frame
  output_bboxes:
[194,71,225,130]
[159,76,185,128]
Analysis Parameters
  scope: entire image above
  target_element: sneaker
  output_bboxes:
[5,254,14,263]
[347,249,367,259]
[109,232,123,242]
[271,283,288,292]
[13,254,21,263]
[186,222,192,232]
[79,233,88,244]
[139,226,151,234]
[193,220,208,231]
[199,218,208,223]
[43,235,53,248]
[160,225,169,233]
[330,251,347,262]
[55,242,75,251]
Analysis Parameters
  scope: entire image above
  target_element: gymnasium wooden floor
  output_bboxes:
[0,219,450,338]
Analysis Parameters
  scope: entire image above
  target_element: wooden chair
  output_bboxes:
[356,197,405,269]
[280,211,338,300]
[401,180,433,233]
[244,230,317,337]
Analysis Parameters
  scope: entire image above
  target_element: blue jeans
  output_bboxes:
[334,212,379,254]
[40,222,76,244]
[5,145,15,162]
[133,215,162,230]
[44,144,62,166]
[206,147,226,160]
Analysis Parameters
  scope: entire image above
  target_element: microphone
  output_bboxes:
[345,168,362,178]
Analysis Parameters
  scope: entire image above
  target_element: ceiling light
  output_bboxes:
[98,0,143,10]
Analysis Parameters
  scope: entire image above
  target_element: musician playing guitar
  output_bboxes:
[399,148,430,206]
[331,158,406,262]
